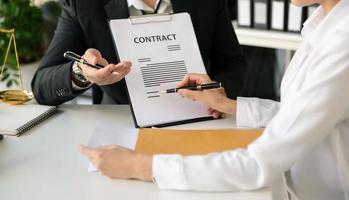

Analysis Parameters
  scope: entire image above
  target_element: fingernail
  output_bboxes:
[178,91,184,96]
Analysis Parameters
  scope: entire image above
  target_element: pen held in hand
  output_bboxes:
[160,82,223,94]
[63,51,119,75]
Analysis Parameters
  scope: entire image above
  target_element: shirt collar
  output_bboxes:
[301,6,325,39]
[127,0,171,12]
[301,1,349,49]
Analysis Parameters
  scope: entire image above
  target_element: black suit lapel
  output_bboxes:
[105,0,193,18]
[171,0,193,14]
[104,0,130,20]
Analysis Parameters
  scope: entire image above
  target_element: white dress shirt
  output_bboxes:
[152,1,349,199]
[127,0,172,16]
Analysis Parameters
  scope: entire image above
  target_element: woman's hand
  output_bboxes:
[80,145,153,181]
[177,74,237,116]
[78,48,132,86]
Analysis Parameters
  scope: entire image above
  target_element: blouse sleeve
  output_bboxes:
[152,27,349,191]
[236,97,280,128]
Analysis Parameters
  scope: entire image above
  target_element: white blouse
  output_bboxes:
[152,1,349,199]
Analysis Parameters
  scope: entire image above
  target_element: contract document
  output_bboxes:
[109,13,212,127]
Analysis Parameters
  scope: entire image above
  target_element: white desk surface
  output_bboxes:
[0,104,273,200]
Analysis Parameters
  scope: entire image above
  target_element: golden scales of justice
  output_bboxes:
[0,28,34,105]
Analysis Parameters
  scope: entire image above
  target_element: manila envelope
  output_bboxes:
[135,129,263,155]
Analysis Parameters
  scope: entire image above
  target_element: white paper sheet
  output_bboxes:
[86,122,139,172]
[109,13,210,127]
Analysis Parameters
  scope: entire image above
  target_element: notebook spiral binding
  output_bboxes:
[15,106,58,136]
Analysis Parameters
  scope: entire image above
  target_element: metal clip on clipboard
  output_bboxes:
[128,13,172,25]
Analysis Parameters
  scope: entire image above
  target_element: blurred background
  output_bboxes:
[0,0,61,93]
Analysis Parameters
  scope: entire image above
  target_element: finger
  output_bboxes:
[88,64,118,82]
[176,74,204,88]
[99,57,109,67]
[79,50,107,74]
[220,87,227,96]
[83,50,109,67]
[176,73,210,88]
[176,74,191,88]
[84,66,124,85]
[109,61,132,76]
[178,89,205,101]
[208,107,215,115]
[83,49,102,65]
[207,108,222,119]
[212,111,222,119]
[100,145,119,149]
[80,145,100,159]
[81,66,99,82]
[106,62,132,83]
[84,60,132,81]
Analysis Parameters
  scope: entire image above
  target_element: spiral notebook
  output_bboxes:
[0,104,57,136]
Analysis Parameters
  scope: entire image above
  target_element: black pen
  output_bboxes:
[63,51,119,75]
[160,82,223,94]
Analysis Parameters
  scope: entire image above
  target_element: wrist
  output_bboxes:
[71,61,91,88]
[223,99,237,115]
[132,153,153,181]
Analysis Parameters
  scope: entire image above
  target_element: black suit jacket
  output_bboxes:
[32,0,247,105]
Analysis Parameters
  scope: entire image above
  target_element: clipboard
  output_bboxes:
[108,13,214,128]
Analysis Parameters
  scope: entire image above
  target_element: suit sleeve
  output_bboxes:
[208,0,247,99]
[31,0,87,105]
